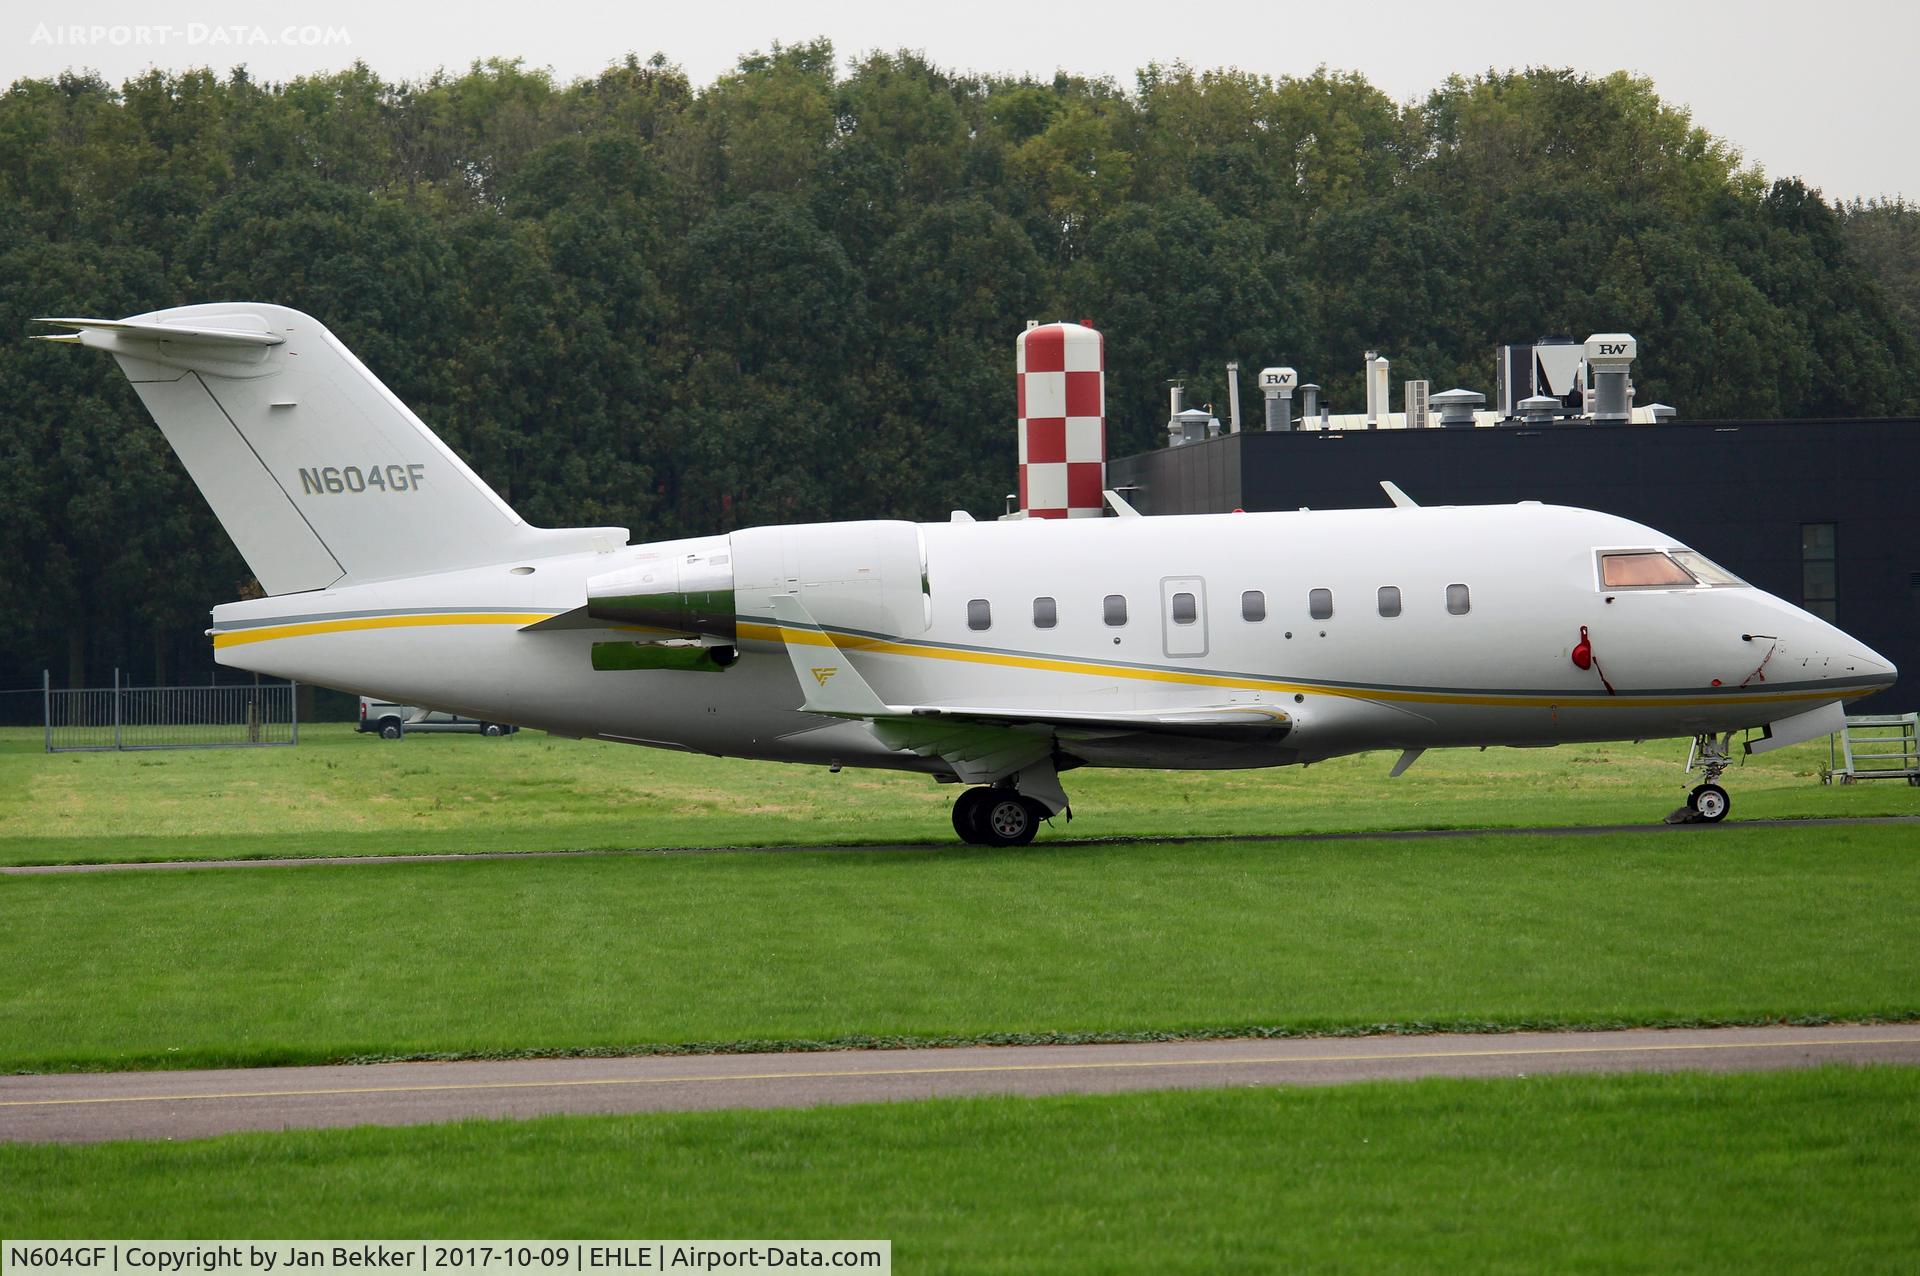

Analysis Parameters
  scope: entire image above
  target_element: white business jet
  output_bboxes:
[37,305,1897,844]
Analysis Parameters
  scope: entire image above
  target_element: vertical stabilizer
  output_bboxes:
[35,305,627,593]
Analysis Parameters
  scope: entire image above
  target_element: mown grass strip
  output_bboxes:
[4,826,1915,1074]
[5,725,1913,865]
[5,1068,1916,1273]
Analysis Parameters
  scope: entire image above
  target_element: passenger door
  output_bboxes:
[1161,577,1209,658]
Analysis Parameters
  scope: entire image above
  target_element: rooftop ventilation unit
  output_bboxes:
[1405,380,1430,429]
[1259,366,1297,431]
[1432,387,1485,429]
[1364,352,1390,428]
[1584,333,1636,425]
[1497,337,1585,418]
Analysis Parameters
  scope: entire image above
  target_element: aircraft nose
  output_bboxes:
[1852,646,1898,691]
[1804,629,1897,692]
[1766,607,1898,694]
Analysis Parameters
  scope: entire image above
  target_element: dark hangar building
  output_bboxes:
[1105,416,1920,713]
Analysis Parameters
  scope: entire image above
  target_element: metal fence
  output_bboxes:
[43,670,299,752]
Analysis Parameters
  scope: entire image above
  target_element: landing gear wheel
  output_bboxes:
[951,787,993,844]
[978,792,1044,848]
[1688,783,1730,823]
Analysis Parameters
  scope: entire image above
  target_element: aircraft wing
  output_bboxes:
[763,596,1289,783]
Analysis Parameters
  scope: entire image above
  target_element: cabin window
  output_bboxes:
[1104,594,1129,626]
[1600,552,1695,588]
[1377,586,1401,618]
[1171,592,1198,625]
[1241,590,1266,622]
[967,599,991,631]
[1446,583,1471,615]
[1802,523,1837,621]
[1033,596,1057,629]
[1308,588,1333,620]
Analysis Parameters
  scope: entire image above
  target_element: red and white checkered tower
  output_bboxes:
[1016,321,1105,518]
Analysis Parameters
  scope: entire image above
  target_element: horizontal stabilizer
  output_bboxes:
[35,316,286,347]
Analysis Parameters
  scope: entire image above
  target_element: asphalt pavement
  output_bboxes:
[3,1024,1915,1144]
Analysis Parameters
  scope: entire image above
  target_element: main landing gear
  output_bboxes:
[951,786,1051,847]
[1668,732,1734,824]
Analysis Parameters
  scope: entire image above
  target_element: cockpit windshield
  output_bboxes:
[1598,549,1751,589]
[1670,550,1748,587]
[1600,551,1696,588]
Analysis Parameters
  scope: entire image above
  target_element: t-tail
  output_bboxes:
[35,304,626,593]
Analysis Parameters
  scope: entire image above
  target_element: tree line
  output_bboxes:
[1,44,1915,691]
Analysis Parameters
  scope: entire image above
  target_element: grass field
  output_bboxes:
[5,723,1917,1266]
[4,823,1915,1072]
[6,1068,1917,1272]
[2,724,1914,865]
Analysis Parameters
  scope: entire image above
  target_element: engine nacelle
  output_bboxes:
[586,534,736,639]
[585,521,930,644]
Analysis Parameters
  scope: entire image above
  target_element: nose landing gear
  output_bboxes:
[1688,782,1730,822]
[1669,732,1735,824]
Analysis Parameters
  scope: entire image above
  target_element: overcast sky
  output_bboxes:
[9,0,1913,203]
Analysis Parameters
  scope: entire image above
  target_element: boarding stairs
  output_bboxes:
[1822,713,1920,785]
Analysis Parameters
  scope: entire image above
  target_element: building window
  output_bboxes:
[1377,586,1401,618]
[1802,523,1837,621]
[1446,583,1471,615]
[1104,594,1128,626]
[967,599,991,631]
[1242,590,1265,622]
[1171,592,1197,624]
[1308,588,1333,620]
[1033,596,1057,628]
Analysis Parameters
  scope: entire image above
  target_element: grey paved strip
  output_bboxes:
[7,815,1917,875]
[2,1025,1916,1144]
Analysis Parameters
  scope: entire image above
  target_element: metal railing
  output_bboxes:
[43,670,299,752]
[1823,713,1920,785]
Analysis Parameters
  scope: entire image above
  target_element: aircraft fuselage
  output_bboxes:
[207,502,1893,774]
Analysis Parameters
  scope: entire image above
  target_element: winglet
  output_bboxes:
[1380,481,1419,509]
[765,595,892,718]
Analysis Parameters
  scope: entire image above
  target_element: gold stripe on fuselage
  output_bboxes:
[212,610,1868,712]
[212,612,554,649]
[738,622,1861,711]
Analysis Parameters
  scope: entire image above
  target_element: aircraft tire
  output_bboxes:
[952,788,992,844]
[1689,783,1730,823]
[977,791,1042,848]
